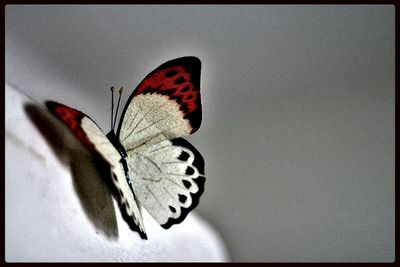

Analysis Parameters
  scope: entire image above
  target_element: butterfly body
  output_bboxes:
[46,57,205,240]
[106,129,132,185]
[106,130,127,158]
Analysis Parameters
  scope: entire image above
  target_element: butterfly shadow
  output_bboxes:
[24,103,119,240]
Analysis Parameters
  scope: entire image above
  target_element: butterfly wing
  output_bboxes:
[117,56,202,150]
[117,57,206,228]
[126,136,205,228]
[45,101,147,239]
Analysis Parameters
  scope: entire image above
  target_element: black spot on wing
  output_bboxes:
[179,103,189,114]
[185,166,194,175]
[178,194,187,203]
[182,180,191,189]
[178,151,190,161]
[174,76,186,85]
[161,138,205,229]
[157,88,176,97]
[169,206,176,213]
[181,85,190,92]
[165,69,178,77]
[142,85,162,95]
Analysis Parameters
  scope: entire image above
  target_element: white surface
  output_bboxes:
[5,84,229,262]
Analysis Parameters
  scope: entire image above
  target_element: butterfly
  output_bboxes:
[45,57,205,240]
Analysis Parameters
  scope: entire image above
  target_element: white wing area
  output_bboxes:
[81,117,122,165]
[119,94,191,151]
[126,135,205,228]
[81,117,146,236]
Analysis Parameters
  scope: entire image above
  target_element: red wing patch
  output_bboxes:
[119,57,202,134]
[45,101,95,151]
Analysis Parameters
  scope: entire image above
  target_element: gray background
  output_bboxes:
[6,5,394,261]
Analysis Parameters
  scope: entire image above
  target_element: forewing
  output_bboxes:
[46,101,146,238]
[126,136,205,228]
[117,57,202,151]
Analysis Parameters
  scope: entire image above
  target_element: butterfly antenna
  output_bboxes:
[113,86,123,130]
[110,86,115,130]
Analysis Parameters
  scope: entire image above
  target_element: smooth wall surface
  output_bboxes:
[6,5,394,261]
